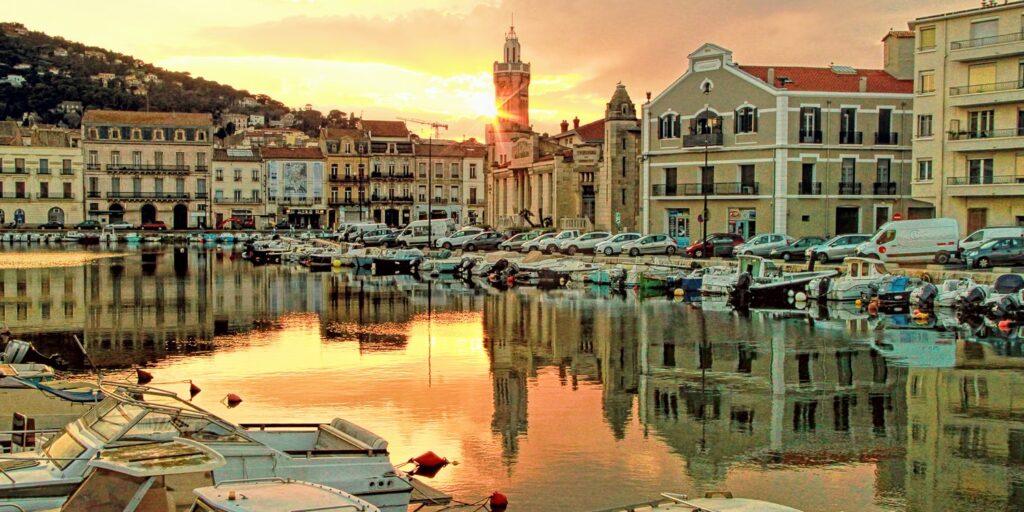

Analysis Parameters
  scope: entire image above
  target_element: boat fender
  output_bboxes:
[411,451,448,468]
[506,275,515,286]
[999,319,1014,331]
[225,393,243,407]
[817,276,831,299]
[136,368,154,385]
[189,382,202,399]
[867,299,879,316]
[490,491,509,510]
[795,292,807,302]
[673,288,684,297]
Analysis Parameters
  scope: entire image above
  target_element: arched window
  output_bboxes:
[692,110,722,135]
[130,128,142,140]
[621,104,628,115]
[735,106,758,134]
[659,113,680,139]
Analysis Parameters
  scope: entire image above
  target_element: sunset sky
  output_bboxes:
[10,0,965,138]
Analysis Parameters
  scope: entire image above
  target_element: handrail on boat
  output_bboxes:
[213,476,288,487]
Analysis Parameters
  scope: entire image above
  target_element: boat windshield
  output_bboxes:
[42,429,87,470]
[81,398,147,441]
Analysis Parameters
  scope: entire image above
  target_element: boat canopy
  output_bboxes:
[89,438,226,477]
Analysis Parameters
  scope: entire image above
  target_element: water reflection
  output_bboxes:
[1,247,1022,510]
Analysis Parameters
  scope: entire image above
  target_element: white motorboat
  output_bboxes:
[806,257,894,302]
[0,383,418,512]
[60,231,85,243]
[701,255,779,295]
[192,479,380,512]
[597,491,802,512]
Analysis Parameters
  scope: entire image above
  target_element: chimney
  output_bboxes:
[882,31,914,80]
[767,67,775,86]
[573,117,580,130]
[560,120,569,132]
[859,76,868,92]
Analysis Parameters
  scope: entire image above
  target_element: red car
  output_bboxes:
[685,232,745,258]
[140,221,168,231]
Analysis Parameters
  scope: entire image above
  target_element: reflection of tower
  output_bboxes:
[493,23,530,132]
[483,295,528,467]
[596,302,640,439]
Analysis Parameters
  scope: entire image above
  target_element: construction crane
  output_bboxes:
[399,117,448,139]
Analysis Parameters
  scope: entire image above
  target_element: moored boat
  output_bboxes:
[806,257,894,302]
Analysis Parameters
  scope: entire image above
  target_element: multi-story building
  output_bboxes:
[910,0,1024,234]
[81,110,213,228]
[642,41,923,240]
[358,120,415,226]
[211,148,264,228]
[414,141,470,223]
[262,147,327,228]
[320,127,369,225]
[462,141,487,225]
[0,122,84,227]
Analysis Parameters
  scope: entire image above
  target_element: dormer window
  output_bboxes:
[109,128,120,140]
[87,128,99,139]
[735,107,757,134]
[197,131,207,142]
[130,128,142,140]
[174,129,185,141]
[621,104,628,115]
[659,113,681,139]
[388,143,396,154]
[154,129,164,141]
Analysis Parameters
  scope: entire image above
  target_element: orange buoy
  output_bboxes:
[225,393,243,407]
[136,369,153,385]
[490,491,509,510]
[867,301,879,316]
[189,382,202,399]
[506,275,515,286]
[412,451,448,468]
[999,319,1013,331]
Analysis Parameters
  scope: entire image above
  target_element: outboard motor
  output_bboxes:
[732,271,753,309]
[994,274,1024,295]
[991,294,1018,320]
[957,285,989,318]
[914,282,938,312]
[816,276,831,303]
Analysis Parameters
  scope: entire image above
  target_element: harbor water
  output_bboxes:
[4,246,1023,511]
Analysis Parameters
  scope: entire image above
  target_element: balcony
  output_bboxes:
[195,165,209,172]
[682,132,723,148]
[651,182,759,197]
[61,169,74,176]
[328,197,360,206]
[838,183,862,195]
[370,172,415,181]
[195,192,209,200]
[950,31,1024,62]
[35,192,75,200]
[105,163,191,174]
[0,168,27,174]
[430,197,448,204]
[105,192,191,202]
[0,193,28,200]
[87,191,101,198]
[213,197,262,204]
[947,174,1024,197]
[949,80,1024,107]
[276,197,321,205]
[838,131,863,145]
[873,182,897,195]
[798,130,822,144]
[947,127,1024,152]
[449,197,460,204]
[370,194,414,204]
[874,132,899,145]
[798,181,822,195]
[86,163,101,171]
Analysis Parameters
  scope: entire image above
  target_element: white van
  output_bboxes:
[396,219,455,247]
[855,218,960,264]
[958,226,1024,256]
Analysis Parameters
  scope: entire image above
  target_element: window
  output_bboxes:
[971,19,998,44]
[153,129,164,141]
[215,168,223,181]
[968,63,997,92]
[252,169,259,182]
[450,185,459,201]
[402,162,410,175]
[418,163,426,177]
[176,152,185,167]
[918,115,933,137]
[659,113,680,139]
[62,159,71,175]
[197,130,207,142]
[919,26,936,50]
[234,169,242,182]
[131,177,139,194]
[38,159,48,174]
[130,128,142,140]
[87,151,98,166]
[109,127,120,140]
[917,160,933,181]
[969,158,994,184]
[344,142,352,154]
[919,71,935,93]
[841,158,856,184]
[469,164,477,179]
[87,128,99,139]
[469,187,477,204]
[154,152,163,167]
[735,106,757,133]
[969,110,995,136]
[387,162,395,176]
[174,129,185,141]
[132,151,142,166]
[109,151,120,165]
[197,152,206,168]
[435,162,443,178]
[450,163,460,178]
[799,107,821,142]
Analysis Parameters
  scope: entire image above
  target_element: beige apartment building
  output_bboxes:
[82,110,214,228]
[414,141,488,224]
[642,41,925,241]
[320,127,369,225]
[358,120,415,226]
[461,142,487,224]
[910,0,1024,234]
[262,147,326,228]
[0,122,84,226]
[211,148,264,228]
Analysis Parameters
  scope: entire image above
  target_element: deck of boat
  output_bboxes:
[409,477,452,508]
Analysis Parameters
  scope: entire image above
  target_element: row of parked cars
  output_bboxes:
[7,219,166,230]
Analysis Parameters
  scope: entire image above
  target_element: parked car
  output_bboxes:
[106,221,134,230]
[140,221,168,231]
[542,230,581,254]
[344,222,388,242]
[433,227,485,249]
[499,232,541,251]
[958,226,1024,258]
[273,220,295,230]
[560,231,611,255]
[38,221,64,230]
[594,232,642,256]
[855,218,960,264]
[359,228,397,246]
[75,220,102,230]
[463,231,506,252]
[807,234,872,263]
[684,233,745,258]
[521,232,558,253]
[768,236,826,262]
[963,237,1024,269]
[735,233,795,257]
[622,233,677,256]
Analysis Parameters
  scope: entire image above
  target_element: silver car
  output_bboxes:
[499,232,540,251]
[595,232,641,256]
[521,233,558,253]
[735,233,794,257]
[621,233,678,256]
[806,234,872,263]
[559,232,611,255]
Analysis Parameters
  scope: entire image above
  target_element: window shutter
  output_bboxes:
[658,117,663,139]
[674,116,681,138]
[734,110,739,133]
[753,109,759,132]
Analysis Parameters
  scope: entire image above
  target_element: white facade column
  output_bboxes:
[641,104,651,234]
[773,95,789,234]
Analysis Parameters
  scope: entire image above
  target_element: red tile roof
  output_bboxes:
[260,147,324,160]
[83,110,212,126]
[359,120,409,138]
[883,30,914,40]
[739,65,912,94]
[414,141,487,157]
[575,119,605,141]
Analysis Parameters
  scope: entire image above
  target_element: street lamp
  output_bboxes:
[701,83,713,250]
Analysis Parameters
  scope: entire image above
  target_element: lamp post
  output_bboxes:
[701,85,712,249]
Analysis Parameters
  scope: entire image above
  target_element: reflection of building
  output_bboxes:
[905,340,1024,511]
[211,148,264,228]
[262,147,326,228]
[638,306,906,487]
[909,1,1024,233]
[642,41,922,240]
[0,266,86,335]
[82,110,214,229]
[0,122,84,226]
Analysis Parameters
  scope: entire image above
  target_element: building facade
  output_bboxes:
[462,142,487,225]
[81,110,213,228]
[642,42,922,241]
[910,0,1024,234]
[211,148,264,228]
[0,122,84,227]
[262,147,327,228]
[320,127,369,225]
[359,120,415,226]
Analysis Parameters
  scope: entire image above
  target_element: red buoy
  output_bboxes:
[189,382,202,399]
[136,369,153,385]
[225,393,243,407]
[999,319,1013,331]
[490,491,509,510]
[506,275,515,286]
[412,451,448,468]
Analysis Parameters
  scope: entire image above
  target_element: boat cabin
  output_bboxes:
[840,257,888,279]
[735,254,779,278]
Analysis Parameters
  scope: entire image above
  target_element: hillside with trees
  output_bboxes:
[0,22,290,128]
